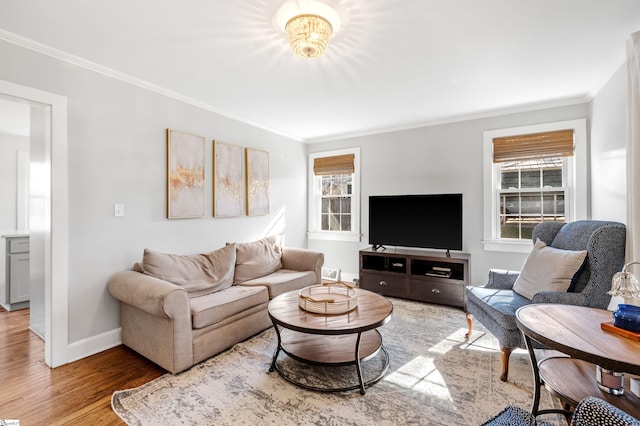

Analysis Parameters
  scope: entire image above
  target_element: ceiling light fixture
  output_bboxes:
[276,1,341,59]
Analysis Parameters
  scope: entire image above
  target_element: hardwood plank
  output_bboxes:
[0,308,164,425]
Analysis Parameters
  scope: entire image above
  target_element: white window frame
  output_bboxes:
[483,119,587,252]
[308,147,361,242]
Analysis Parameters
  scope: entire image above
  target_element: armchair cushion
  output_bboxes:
[466,286,531,347]
[234,235,283,283]
[140,243,236,298]
[512,239,587,300]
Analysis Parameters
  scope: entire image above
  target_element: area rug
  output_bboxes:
[112,298,564,425]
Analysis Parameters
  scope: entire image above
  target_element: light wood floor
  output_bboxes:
[0,307,164,425]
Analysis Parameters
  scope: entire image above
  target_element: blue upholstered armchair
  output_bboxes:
[465,220,626,381]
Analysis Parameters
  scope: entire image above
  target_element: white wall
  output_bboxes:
[0,128,29,304]
[0,40,307,351]
[590,64,627,222]
[0,132,29,234]
[29,104,48,338]
[309,104,598,286]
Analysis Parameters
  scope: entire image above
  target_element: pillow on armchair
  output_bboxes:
[513,239,587,300]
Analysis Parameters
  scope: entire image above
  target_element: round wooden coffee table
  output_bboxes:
[268,288,393,394]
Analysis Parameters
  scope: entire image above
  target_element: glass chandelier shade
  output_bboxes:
[285,14,333,58]
[275,1,341,59]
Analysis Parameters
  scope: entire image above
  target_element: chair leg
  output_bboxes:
[463,312,512,382]
[499,344,514,382]
[465,312,473,338]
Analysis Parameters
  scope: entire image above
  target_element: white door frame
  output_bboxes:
[0,79,68,367]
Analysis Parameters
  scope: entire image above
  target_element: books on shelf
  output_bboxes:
[425,266,452,278]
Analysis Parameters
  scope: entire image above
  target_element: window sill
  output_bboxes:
[483,239,533,253]
[308,231,362,243]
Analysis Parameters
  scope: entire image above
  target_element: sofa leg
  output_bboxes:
[465,312,473,338]
[499,344,514,382]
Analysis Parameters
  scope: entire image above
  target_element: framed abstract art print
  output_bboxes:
[166,129,205,218]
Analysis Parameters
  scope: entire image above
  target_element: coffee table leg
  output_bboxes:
[269,321,282,373]
[354,332,366,395]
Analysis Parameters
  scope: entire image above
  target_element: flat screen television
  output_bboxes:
[368,193,463,255]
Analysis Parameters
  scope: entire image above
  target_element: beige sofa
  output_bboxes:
[108,236,324,374]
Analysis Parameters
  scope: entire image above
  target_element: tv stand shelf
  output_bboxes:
[359,248,470,308]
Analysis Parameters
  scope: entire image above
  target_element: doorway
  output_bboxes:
[0,80,68,368]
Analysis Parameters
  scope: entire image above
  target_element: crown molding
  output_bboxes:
[0,29,305,142]
[305,95,592,144]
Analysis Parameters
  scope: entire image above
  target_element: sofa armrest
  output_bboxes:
[108,270,190,318]
[485,269,520,290]
[108,270,194,374]
[281,248,324,283]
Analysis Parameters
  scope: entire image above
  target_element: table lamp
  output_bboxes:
[599,261,640,395]
[608,261,640,305]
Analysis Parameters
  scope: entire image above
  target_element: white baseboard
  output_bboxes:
[67,327,121,363]
[29,326,44,341]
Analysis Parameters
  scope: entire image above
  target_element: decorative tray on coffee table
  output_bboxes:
[298,282,358,314]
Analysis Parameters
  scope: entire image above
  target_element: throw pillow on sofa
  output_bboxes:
[233,235,282,283]
[141,243,236,297]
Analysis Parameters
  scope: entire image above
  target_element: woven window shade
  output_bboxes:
[493,129,574,163]
[313,154,355,175]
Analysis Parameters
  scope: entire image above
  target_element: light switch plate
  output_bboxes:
[114,204,124,217]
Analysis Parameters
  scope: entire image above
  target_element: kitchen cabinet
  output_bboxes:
[2,234,30,311]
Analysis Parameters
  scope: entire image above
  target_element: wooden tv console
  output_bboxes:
[359,248,470,308]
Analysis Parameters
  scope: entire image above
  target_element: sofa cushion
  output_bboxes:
[236,269,316,298]
[141,243,236,298]
[190,285,269,329]
[234,235,283,283]
[513,239,587,300]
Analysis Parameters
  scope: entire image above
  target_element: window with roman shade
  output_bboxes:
[482,120,587,252]
[313,153,355,175]
[308,148,361,242]
[492,129,575,163]
[493,129,574,240]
